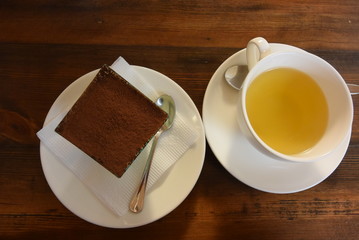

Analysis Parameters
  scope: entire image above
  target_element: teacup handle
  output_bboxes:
[246,37,271,71]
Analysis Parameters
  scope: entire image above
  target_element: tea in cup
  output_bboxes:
[237,37,353,162]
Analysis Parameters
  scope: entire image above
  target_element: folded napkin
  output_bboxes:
[37,57,199,216]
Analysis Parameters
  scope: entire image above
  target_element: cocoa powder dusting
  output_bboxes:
[55,65,168,178]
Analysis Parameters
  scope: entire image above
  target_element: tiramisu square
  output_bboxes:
[55,65,168,177]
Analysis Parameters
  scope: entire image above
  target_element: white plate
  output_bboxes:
[202,44,351,194]
[40,66,206,228]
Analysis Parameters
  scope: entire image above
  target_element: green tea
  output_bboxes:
[246,68,328,155]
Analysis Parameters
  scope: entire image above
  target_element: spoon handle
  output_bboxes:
[347,84,359,95]
[129,131,161,213]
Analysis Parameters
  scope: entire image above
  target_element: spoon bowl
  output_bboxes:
[156,95,176,131]
[224,65,248,90]
[130,94,176,213]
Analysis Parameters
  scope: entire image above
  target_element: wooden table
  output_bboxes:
[1,0,358,239]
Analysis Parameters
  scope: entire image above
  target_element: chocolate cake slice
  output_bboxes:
[55,65,168,178]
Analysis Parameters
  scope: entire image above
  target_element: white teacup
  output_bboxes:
[237,37,353,163]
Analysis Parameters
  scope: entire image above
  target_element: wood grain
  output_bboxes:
[1,0,358,50]
[0,0,358,239]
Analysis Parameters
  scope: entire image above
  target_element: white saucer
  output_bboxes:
[202,44,351,194]
[40,66,206,228]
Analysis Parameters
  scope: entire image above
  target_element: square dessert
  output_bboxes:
[55,65,168,178]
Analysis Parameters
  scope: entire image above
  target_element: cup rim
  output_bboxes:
[240,51,353,163]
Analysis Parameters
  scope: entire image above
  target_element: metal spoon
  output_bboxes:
[347,84,359,95]
[224,65,248,90]
[129,94,176,213]
[225,65,359,95]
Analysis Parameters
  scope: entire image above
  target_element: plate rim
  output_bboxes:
[39,66,206,228]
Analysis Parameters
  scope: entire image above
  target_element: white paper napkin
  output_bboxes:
[37,57,199,216]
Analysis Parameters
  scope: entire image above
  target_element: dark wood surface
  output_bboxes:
[1,0,358,239]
